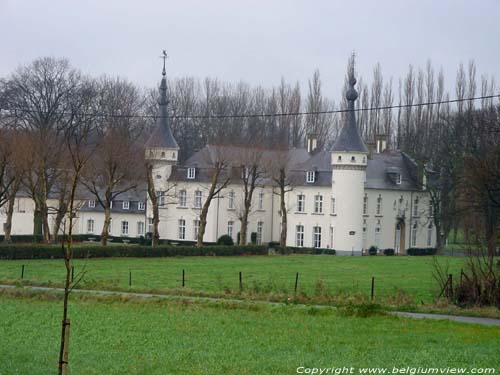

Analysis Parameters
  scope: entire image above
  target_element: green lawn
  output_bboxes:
[0,256,467,304]
[0,291,498,375]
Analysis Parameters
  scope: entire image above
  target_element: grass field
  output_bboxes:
[0,290,499,375]
[0,255,468,305]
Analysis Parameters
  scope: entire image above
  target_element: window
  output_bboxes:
[351,156,356,163]
[427,222,433,247]
[138,201,145,210]
[331,197,336,215]
[161,151,165,157]
[362,220,367,244]
[194,219,200,240]
[108,218,113,233]
[375,225,381,248]
[258,191,264,210]
[428,202,433,217]
[88,200,95,208]
[194,190,202,208]
[227,221,234,238]
[242,166,250,180]
[411,222,418,247]
[147,217,153,233]
[413,197,419,217]
[314,194,323,214]
[121,221,129,236]
[228,191,235,209]
[306,171,315,183]
[297,194,305,213]
[396,173,402,185]
[363,194,368,215]
[137,222,145,236]
[187,167,196,179]
[338,155,342,162]
[256,221,264,245]
[313,226,322,248]
[178,219,186,240]
[158,191,166,206]
[122,201,130,210]
[376,195,382,215]
[295,225,304,247]
[329,226,334,248]
[179,190,187,207]
[87,219,94,234]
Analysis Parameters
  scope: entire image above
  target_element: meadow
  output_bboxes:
[0,255,467,305]
[0,290,499,375]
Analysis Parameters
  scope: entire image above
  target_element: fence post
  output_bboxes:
[239,271,242,291]
[21,264,25,279]
[129,270,132,287]
[371,277,375,300]
[182,269,185,288]
[294,272,299,295]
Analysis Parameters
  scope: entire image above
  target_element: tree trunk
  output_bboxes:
[101,207,111,246]
[279,181,287,246]
[146,163,160,247]
[239,213,248,245]
[3,178,20,243]
[197,203,209,247]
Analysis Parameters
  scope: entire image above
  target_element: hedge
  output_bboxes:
[0,244,267,260]
[383,248,395,256]
[407,247,437,256]
[274,246,336,255]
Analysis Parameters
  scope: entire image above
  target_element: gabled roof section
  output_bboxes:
[145,59,178,149]
[331,66,368,153]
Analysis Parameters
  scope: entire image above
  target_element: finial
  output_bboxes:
[161,50,168,76]
[346,51,358,101]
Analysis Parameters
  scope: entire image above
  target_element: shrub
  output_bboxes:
[0,244,267,260]
[383,248,395,256]
[407,247,437,256]
[368,246,378,256]
[275,246,335,255]
[216,235,234,246]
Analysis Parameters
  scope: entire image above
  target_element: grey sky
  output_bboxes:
[1,0,498,101]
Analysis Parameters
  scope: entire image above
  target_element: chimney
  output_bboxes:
[375,134,388,153]
[307,133,318,154]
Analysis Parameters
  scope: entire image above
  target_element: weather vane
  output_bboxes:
[160,50,168,76]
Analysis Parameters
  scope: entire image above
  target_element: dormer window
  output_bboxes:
[88,200,95,208]
[337,156,342,162]
[187,167,196,179]
[138,202,145,210]
[351,156,356,163]
[122,201,130,210]
[161,151,166,157]
[306,171,315,183]
[396,173,402,185]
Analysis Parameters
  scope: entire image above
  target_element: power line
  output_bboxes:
[1,94,499,120]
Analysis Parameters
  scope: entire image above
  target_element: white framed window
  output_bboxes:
[158,191,166,206]
[314,194,323,214]
[363,194,368,215]
[137,221,145,236]
[179,190,187,207]
[329,226,334,248]
[227,221,234,238]
[194,219,200,240]
[427,222,433,247]
[375,225,381,248]
[258,191,264,210]
[121,221,129,236]
[396,173,402,185]
[313,226,322,248]
[306,170,315,183]
[108,218,113,233]
[256,221,264,245]
[411,222,418,247]
[242,166,250,180]
[194,190,202,209]
[297,194,305,212]
[88,200,95,208]
[362,220,367,244]
[138,202,145,210]
[87,219,94,234]
[178,219,186,240]
[331,196,336,215]
[228,191,235,209]
[147,217,153,233]
[122,201,130,210]
[187,167,196,179]
[376,195,382,215]
[295,225,304,247]
[413,197,419,217]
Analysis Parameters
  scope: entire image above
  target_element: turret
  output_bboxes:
[145,51,179,181]
[331,58,368,253]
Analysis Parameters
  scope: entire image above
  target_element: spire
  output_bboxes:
[145,51,178,149]
[331,53,368,153]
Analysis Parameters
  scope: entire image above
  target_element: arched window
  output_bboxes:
[411,222,418,247]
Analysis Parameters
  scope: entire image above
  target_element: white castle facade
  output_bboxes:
[0,67,436,254]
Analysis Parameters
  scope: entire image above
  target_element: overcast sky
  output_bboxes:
[1,0,498,101]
